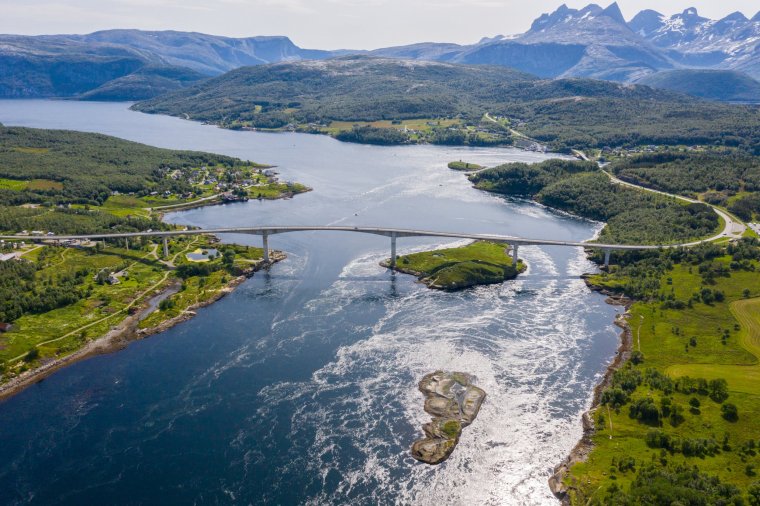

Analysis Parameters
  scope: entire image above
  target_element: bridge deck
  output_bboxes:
[0,226,671,251]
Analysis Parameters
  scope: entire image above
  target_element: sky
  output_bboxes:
[1,0,759,49]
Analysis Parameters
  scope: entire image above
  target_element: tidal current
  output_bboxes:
[0,100,621,505]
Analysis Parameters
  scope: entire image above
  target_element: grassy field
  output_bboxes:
[0,178,28,190]
[323,118,461,134]
[0,245,169,370]
[0,178,62,191]
[567,246,760,503]
[137,243,264,330]
[0,238,265,383]
[388,241,525,291]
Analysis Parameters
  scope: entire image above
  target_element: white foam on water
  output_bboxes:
[248,243,617,505]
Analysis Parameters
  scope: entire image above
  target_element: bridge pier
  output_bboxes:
[262,231,270,263]
[163,237,169,258]
[512,244,519,267]
[390,233,397,268]
[124,238,129,250]
[604,249,611,268]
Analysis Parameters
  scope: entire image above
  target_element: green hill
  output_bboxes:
[133,56,760,153]
[0,126,240,206]
[636,70,760,103]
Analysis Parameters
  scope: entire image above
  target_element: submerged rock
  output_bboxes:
[411,371,486,465]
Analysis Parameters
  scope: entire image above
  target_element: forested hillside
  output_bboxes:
[470,160,720,244]
[610,151,760,222]
[0,127,241,207]
[133,57,760,153]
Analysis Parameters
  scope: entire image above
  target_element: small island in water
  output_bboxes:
[382,241,525,291]
[448,160,484,172]
[411,371,486,465]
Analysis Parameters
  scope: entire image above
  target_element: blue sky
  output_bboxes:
[1,0,758,49]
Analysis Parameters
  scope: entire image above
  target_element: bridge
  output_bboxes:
[1,226,676,268]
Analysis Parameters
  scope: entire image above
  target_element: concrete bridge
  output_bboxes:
[1,226,674,268]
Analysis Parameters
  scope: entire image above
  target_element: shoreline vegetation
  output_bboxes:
[552,240,760,505]
[0,126,309,400]
[380,241,525,291]
[468,159,724,245]
[0,250,284,402]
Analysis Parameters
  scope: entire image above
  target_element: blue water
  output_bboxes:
[0,100,621,505]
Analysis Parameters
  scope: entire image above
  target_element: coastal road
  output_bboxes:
[149,194,222,212]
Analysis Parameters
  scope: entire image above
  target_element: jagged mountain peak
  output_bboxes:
[530,4,608,32]
[629,9,665,36]
[720,11,749,23]
[681,7,699,17]
[527,2,633,38]
[600,2,626,24]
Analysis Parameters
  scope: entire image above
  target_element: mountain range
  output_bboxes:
[372,3,760,99]
[0,31,337,100]
[0,3,759,102]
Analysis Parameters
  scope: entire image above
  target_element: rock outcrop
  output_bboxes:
[411,371,486,465]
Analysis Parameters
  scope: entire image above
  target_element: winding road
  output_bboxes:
[601,169,747,243]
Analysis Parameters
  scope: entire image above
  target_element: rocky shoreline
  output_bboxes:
[411,371,486,465]
[0,252,285,402]
[548,275,633,503]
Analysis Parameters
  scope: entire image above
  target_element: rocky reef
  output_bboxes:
[411,371,486,465]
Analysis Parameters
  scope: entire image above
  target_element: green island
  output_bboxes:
[0,126,308,398]
[381,241,525,291]
[448,160,484,172]
[552,239,760,505]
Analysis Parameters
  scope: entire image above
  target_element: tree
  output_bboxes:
[709,379,729,403]
[722,403,739,422]
[748,482,760,506]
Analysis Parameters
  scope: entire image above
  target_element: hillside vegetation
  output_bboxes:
[0,127,240,206]
[469,160,720,244]
[609,151,760,221]
[636,69,760,104]
[133,56,760,153]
